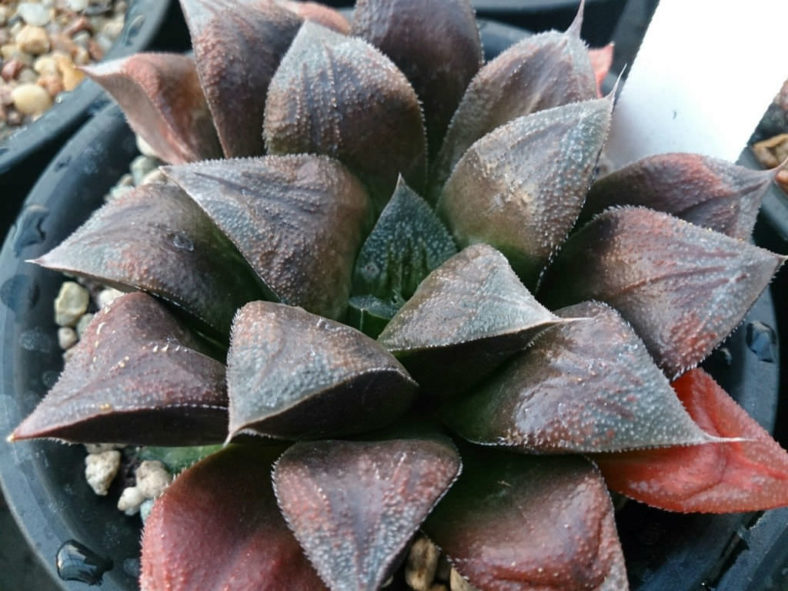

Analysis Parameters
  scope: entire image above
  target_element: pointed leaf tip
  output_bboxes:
[227,301,416,440]
[539,207,784,377]
[274,438,461,591]
[443,301,713,453]
[378,244,563,395]
[568,0,585,36]
[595,368,788,513]
[12,292,227,445]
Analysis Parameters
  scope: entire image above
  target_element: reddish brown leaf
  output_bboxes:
[34,183,264,336]
[437,98,612,289]
[352,0,482,158]
[539,207,785,378]
[582,153,776,239]
[140,444,326,591]
[595,368,788,513]
[277,0,349,32]
[227,301,417,440]
[179,0,303,157]
[273,438,461,591]
[378,244,566,395]
[164,155,371,320]
[84,53,221,164]
[424,449,628,591]
[443,301,713,453]
[429,21,596,196]
[264,21,427,209]
[11,293,227,445]
[588,43,613,96]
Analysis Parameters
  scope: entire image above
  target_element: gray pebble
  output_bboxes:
[17,3,51,27]
[67,0,89,11]
[54,281,89,327]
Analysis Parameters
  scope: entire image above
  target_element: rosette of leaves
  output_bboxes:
[9,0,788,589]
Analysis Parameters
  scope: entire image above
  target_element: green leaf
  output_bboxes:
[346,295,399,338]
[353,176,457,304]
[139,444,223,474]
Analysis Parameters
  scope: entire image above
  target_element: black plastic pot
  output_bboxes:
[0,19,784,591]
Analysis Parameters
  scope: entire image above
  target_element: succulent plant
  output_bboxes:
[9,0,788,589]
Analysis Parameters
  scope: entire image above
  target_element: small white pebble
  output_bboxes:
[67,0,89,10]
[130,154,159,186]
[450,568,479,591]
[57,326,78,350]
[16,3,51,27]
[75,312,94,339]
[139,498,155,523]
[135,134,158,158]
[140,168,167,185]
[11,83,52,115]
[117,486,146,516]
[107,183,134,201]
[135,460,172,499]
[84,450,121,496]
[97,287,123,309]
[54,281,89,327]
[84,443,120,454]
[15,25,50,55]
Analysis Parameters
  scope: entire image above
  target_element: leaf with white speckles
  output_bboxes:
[437,98,612,289]
[429,19,597,196]
[273,437,461,591]
[346,295,399,338]
[12,293,227,445]
[353,176,457,305]
[84,53,221,164]
[227,301,417,440]
[277,0,350,32]
[538,207,785,378]
[264,21,427,209]
[581,153,777,239]
[352,0,482,159]
[442,301,713,452]
[141,444,327,591]
[164,155,371,320]
[595,368,788,513]
[424,448,628,591]
[179,0,302,157]
[377,244,565,395]
[33,183,264,336]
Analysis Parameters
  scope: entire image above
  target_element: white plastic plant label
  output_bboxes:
[606,0,788,168]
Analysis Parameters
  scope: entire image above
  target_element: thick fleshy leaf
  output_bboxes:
[34,183,264,336]
[84,53,221,164]
[430,17,596,195]
[140,444,326,591]
[179,0,302,158]
[277,0,350,32]
[539,207,785,378]
[353,176,457,305]
[264,21,427,208]
[437,98,612,289]
[424,449,628,591]
[589,43,614,96]
[273,437,461,591]
[227,301,417,440]
[351,0,482,158]
[595,368,788,513]
[582,153,777,239]
[443,301,713,453]
[378,244,566,395]
[346,294,400,338]
[164,155,371,320]
[11,293,227,445]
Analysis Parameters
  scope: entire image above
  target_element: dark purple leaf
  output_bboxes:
[227,301,417,440]
[539,207,786,378]
[443,301,713,452]
[429,12,596,195]
[164,155,371,320]
[437,98,612,289]
[378,244,565,395]
[277,0,350,32]
[582,153,777,239]
[34,183,264,336]
[84,53,221,164]
[140,444,326,591]
[424,449,628,591]
[273,437,461,591]
[11,293,227,445]
[178,0,302,158]
[351,0,482,158]
[264,21,427,209]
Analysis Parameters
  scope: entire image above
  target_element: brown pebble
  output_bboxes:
[63,15,93,37]
[1,58,25,81]
[16,25,51,55]
[405,537,441,591]
[6,109,24,126]
[55,53,84,90]
[49,33,77,56]
[38,73,65,97]
[430,585,449,591]
[88,38,103,60]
